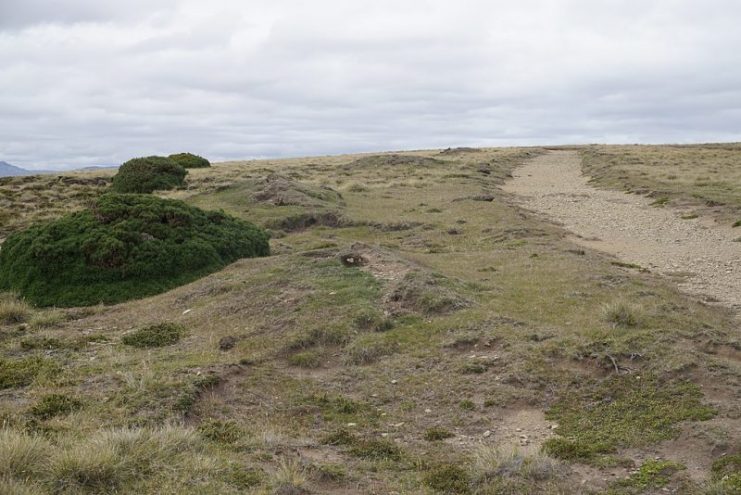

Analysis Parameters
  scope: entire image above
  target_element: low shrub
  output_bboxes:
[0,356,57,389]
[168,152,210,169]
[122,323,185,348]
[0,194,270,307]
[288,350,323,368]
[601,301,642,328]
[30,393,83,420]
[198,418,243,443]
[424,427,455,441]
[348,438,403,461]
[423,464,470,494]
[111,156,187,193]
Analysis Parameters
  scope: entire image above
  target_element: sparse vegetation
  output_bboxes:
[610,459,684,492]
[601,301,642,328]
[544,377,715,461]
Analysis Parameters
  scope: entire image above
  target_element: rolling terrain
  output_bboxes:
[0,145,739,494]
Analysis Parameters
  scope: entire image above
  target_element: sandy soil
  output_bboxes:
[502,150,741,311]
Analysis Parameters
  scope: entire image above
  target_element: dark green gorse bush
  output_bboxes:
[0,194,270,307]
[111,156,187,193]
[168,152,211,169]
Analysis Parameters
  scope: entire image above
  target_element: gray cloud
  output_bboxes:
[1,0,740,169]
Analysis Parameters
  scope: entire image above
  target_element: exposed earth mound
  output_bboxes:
[250,173,344,208]
[0,194,269,307]
[111,156,187,193]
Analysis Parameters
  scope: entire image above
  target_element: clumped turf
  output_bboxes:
[0,194,270,306]
[198,418,243,443]
[609,459,684,493]
[111,156,187,193]
[544,377,715,460]
[710,454,741,493]
[122,323,185,348]
[29,393,82,420]
[0,356,58,390]
[168,152,210,169]
[424,426,455,441]
[423,463,470,494]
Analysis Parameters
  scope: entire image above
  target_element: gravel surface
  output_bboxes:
[502,150,741,311]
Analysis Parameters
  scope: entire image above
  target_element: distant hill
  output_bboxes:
[0,161,118,177]
[0,161,34,177]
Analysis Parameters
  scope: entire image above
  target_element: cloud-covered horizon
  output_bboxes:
[1,0,740,170]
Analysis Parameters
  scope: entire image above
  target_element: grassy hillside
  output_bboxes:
[0,147,739,494]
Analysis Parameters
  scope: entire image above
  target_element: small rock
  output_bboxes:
[391,379,398,384]
[425,408,432,413]
[483,430,491,438]
[347,422,357,427]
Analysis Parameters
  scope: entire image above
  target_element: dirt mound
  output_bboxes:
[337,242,413,282]
[343,154,445,170]
[251,174,343,208]
[337,243,470,315]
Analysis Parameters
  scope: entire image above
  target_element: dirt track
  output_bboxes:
[502,150,740,311]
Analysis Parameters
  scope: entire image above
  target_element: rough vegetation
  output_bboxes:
[0,145,738,494]
[168,152,211,169]
[0,193,269,306]
[111,156,187,193]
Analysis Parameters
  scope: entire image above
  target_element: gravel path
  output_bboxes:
[502,150,741,311]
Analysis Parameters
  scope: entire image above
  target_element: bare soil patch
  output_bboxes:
[502,151,741,311]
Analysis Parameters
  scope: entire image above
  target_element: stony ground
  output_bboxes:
[503,150,741,310]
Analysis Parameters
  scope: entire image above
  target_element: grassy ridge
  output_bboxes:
[0,147,738,493]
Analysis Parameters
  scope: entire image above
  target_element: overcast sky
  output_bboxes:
[1,0,740,169]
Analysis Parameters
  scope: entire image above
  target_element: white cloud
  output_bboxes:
[1,0,740,169]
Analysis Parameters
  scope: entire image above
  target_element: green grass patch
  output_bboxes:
[423,463,470,494]
[198,418,243,444]
[122,323,185,348]
[288,350,323,368]
[29,393,83,420]
[610,459,684,493]
[544,377,715,461]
